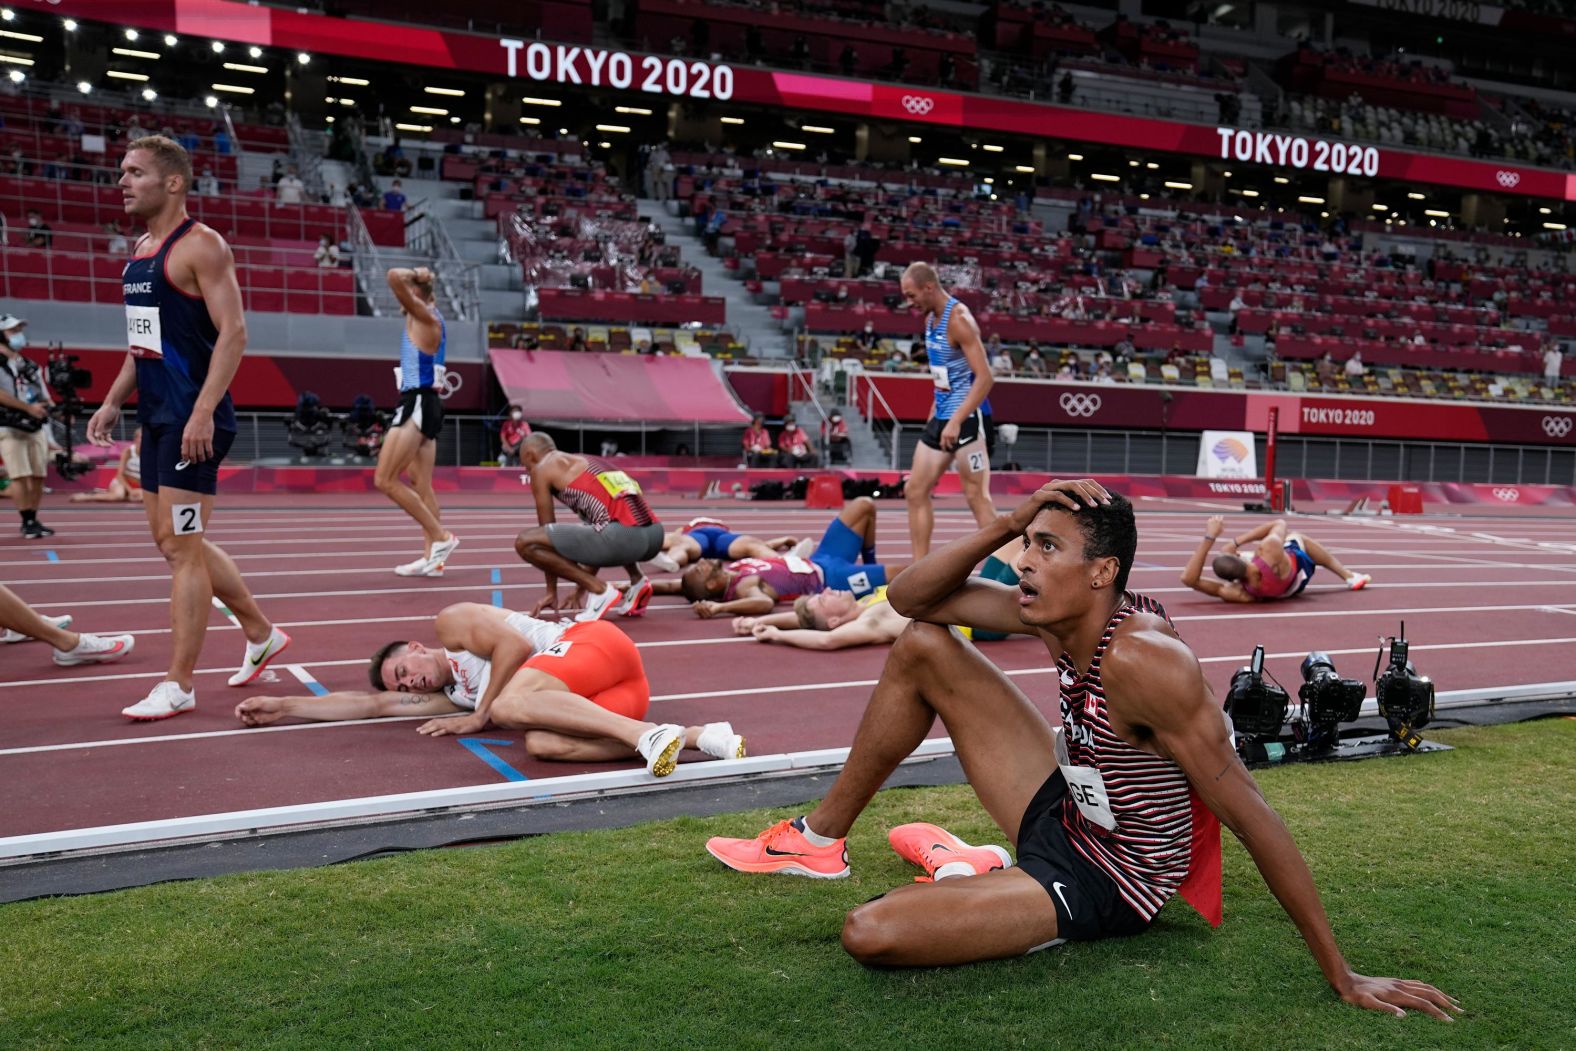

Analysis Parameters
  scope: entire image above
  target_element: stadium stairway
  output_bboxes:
[637,199,790,358]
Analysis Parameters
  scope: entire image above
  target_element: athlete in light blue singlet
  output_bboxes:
[898,262,998,559]
[376,265,459,578]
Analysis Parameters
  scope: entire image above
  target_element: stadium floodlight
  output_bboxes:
[1424,209,1450,218]
[0,28,41,41]
[521,96,561,106]
[426,86,465,97]
[0,11,12,23]
[773,140,807,150]
[1545,223,1569,231]
[394,123,432,132]
[937,157,969,166]
[297,52,311,65]
[802,125,834,134]
[907,136,921,143]
[1372,204,1388,211]
[211,83,255,94]
[204,95,219,107]
[1273,176,1289,184]
[450,116,460,124]
[222,63,269,74]
[615,106,653,115]
[211,40,225,53]
[76,80,90,94]
[411,105,448,116]
[0,54,34,66]
[1014,165,1034,173]
[1164,180,1192,190]
[107,71,150,82]
[1067,153,1083,160]
[124,28,138,41]
[721,117,744,125]
[329,76,369,86]
[1297,195,1324,204]
[1407,191,1425,200]
[1222,170,1232,177]
[164,34,178,47]
[63,19,77,32]
[113,47,161,60]
[1539,207,1552,215]
[1090,172,1120,182]
[1146,161,1158,169]
[1128,159,1139,167]
[7,69,22,84]
[596,124,630,133]
[982,144,1004,152]
[1236,189,1260,197]
[519,116,541,125]
[142,88,157,101]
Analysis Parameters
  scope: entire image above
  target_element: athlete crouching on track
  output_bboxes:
[235,603,744,777]
[1182,515,1370,603]
[705,480,1459,1019]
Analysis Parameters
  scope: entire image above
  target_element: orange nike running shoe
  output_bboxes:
[705,818,850,879]
[887,822,1013,881]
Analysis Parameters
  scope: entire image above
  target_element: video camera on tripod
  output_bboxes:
[45,345,94,481]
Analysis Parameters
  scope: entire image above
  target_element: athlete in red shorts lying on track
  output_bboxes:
[1181,515,1370,603]
[235,603,745,777]
[704,481,1459,1021]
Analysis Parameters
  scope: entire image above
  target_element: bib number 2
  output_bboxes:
[171,502,204,536]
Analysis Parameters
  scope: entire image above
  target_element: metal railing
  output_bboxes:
[854,373,904,469]
[346,203,390,317]
[406,209,483,322]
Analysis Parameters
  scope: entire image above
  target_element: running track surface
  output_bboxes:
[3,493,1575,841]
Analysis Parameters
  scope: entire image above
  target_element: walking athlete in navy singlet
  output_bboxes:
[899,262,997,559]
[706,480,1460,1021]
[515,433,665,622]
[87,135,290,720]
[377,265,459,577]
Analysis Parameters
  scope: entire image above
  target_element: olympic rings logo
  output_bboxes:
[1491,487,1521,503]
[1496,170,1521,188]
[1543,415,1573,438]
[1059,392,1102,418]
[901,95,935,115]
[438,370,464,400]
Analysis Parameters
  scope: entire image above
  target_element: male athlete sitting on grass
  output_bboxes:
[236,602,744,777]
[705,480,1459,1021]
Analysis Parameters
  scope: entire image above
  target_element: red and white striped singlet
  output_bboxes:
[1057,593,1195,921]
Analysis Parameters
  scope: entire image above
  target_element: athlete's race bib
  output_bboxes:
[929,364,951,391]
[1055,727,1117,830]
[594,470,642,500]
[126,305,162,358]
[783,554,816,576]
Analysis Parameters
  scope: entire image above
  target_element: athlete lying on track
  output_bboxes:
[647,517,802,573]
[1181,515,1370,603]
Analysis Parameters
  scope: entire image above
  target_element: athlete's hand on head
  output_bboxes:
[1007,479,1111,532]
[180,409,215,463]
[1338,972,1461,1021]
[731,616,757,636]
[940,417,962,451]
[412,266,433,284]
[86,404,120,446]
[694,600,721,619]
[1206,515,1226,538]
[417,712,488,737]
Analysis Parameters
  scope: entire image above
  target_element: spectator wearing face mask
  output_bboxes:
[498,404,531,466]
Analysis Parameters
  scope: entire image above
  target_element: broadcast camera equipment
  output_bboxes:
[45,345,93,481]
[1293,651,1367,754]
[1373,622,1435,751]
[1225,645,1290,756]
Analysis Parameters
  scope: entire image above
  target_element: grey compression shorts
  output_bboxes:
[545,521,664,566]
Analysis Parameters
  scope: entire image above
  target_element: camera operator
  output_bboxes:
[0,314,56,538]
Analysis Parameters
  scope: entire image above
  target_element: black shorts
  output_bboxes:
[1015,770,1152,944]
[390,388,444,441]
[141,422,236,496]
[919,410,994,458]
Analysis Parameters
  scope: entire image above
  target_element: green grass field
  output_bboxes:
[4,720,1574,1050]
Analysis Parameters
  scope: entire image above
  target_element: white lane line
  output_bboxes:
[9,636,1576,756]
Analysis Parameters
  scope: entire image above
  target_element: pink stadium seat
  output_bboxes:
[247,289,286,313]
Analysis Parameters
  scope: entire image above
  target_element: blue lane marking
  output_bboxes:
[305,680,329,697]
[44,550,59,563]
[459,737,529,782]
[490,568,502,584]
[491,590,503,607]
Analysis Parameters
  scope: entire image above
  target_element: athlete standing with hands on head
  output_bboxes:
[88,135,289,720]
[377,265,459,578]
[899,263,997,559]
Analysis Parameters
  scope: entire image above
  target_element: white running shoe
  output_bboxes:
[1347,573,1372,591]
[697,721,747,760]
[394,553,445,577]
[636,723,685,777]
[575,585,622,623]
[2,614,72,644]
[428,533,460,570]
[122,681,196,721]
[228,626,292,687]
[790,538,817,561]
[649,551,680,574]
[53,632,135,667]
[616,578,655,617]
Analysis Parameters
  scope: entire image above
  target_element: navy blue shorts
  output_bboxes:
[1284,539,1316,596]
[141,422,235,496]
[686,525,740,560]
[810,518,886,597]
